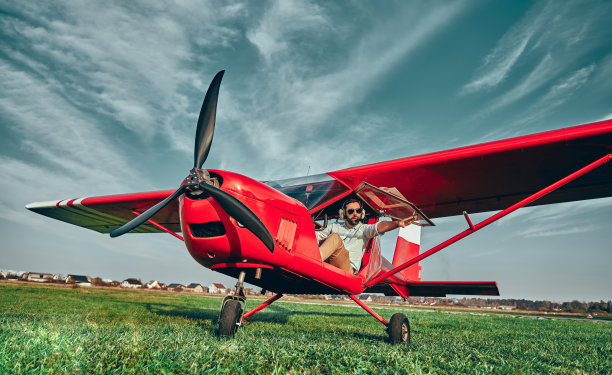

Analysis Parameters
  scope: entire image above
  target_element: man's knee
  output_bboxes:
[327,233,341,243]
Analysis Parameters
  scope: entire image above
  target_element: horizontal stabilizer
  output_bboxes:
[366,281,499,297]
[404,281,499,297]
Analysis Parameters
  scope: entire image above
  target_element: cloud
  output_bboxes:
[0,62,140,191]
[461,1,552,94]
[493,197,612,239]
[515,64,596,125]
[232,1,467,178]
[1,1,246,155]
[460,0,612,125]
[484,54,554,115]
[519,223,601,239]
[246,0,329,64]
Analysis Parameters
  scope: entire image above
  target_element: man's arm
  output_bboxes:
[376,215,418,234]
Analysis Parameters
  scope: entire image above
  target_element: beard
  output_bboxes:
[346,217,360,226]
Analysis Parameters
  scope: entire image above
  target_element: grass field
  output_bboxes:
[1,282,610,374]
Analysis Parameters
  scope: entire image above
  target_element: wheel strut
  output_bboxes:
[349,295,410,344]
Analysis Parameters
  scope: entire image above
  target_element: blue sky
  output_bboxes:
[1,0,611,301]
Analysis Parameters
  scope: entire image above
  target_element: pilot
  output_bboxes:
[317,198,417,274]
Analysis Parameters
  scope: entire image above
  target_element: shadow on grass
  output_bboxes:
[139,301,394,344]
[141,302,219,333]
[143,299,378,321]
[243,303,370,322]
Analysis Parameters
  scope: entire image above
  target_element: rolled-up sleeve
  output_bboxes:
[362,223,380,239]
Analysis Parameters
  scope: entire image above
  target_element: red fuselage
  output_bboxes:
[180,170,367,295]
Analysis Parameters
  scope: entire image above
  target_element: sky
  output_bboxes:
[1,0,611,301]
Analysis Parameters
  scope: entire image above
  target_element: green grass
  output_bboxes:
[1,282,610,374]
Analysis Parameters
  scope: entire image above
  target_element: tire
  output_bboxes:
[387,313,410,344]
[218,300,243,336]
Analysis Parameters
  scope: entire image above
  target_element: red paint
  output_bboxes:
[366,153,612,287]
[329,119,612,219]
[243,294,283,320]
[393,237,420,281]
[349,295,388,326]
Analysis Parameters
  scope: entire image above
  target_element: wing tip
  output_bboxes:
[25,200,61,211]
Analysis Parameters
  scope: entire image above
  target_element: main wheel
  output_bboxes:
[387,313,410,344]
[218,300,243,336]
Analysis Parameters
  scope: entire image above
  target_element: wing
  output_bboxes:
[328,119,612,218]
[26,190,180,234]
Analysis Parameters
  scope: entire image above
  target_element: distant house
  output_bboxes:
[4,271,19,280]
[209,283,226,294]
[167,283,185,291]
[24,272,53,283]
[53,274,67,283]
[66,274,91,286]
[121,278,142,288]
[0,270,6,279]
[145,280,164,289]
[185,283,205,293]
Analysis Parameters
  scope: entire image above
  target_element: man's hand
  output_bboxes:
[376,215,419,234]
[397,215,418,228]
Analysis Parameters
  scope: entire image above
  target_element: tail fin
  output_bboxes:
[392,224,421,281]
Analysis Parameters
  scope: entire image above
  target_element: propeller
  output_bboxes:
[110,71,274,252]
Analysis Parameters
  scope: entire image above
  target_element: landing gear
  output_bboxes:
[348,295,410,345]
[387,313,410,344]
[218,271,246,337]
[217,270,284,337]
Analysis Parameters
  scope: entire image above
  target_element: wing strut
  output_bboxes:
[365,153,612,287]
[130,210,184,241]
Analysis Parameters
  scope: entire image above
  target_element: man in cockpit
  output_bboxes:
[316,198,417,274]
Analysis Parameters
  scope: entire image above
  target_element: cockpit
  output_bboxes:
[264,173,350,212]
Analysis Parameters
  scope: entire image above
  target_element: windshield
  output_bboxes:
[265,173,349,211]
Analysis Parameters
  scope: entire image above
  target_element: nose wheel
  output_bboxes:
[218,271,247,337]
[387,313,410,344]
[218,299,243,336]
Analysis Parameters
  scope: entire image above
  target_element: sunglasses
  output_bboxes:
[346,208,363,215]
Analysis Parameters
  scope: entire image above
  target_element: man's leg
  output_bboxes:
[319,233,353,273]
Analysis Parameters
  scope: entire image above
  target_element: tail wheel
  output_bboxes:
[387,313,410,344]
[218,300,243,336]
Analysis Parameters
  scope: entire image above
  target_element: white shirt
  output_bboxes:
[316,222,381,271]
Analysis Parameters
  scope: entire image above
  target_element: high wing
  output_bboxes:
[327,119,612,219]
[26,190,180,234]
[26,119,612,235]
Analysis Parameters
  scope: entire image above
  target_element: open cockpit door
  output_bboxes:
[355,182,434,226]
[357,235,383,283]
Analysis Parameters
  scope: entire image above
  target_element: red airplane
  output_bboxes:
[26,71,612,344]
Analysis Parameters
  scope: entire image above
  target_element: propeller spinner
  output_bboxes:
[110,71,275,252]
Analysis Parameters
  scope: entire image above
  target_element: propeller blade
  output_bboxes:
[199,183,275,252]
[194,70,225,169]
[110,185,186,238]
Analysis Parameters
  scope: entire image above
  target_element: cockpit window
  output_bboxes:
[265,173,350,211]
